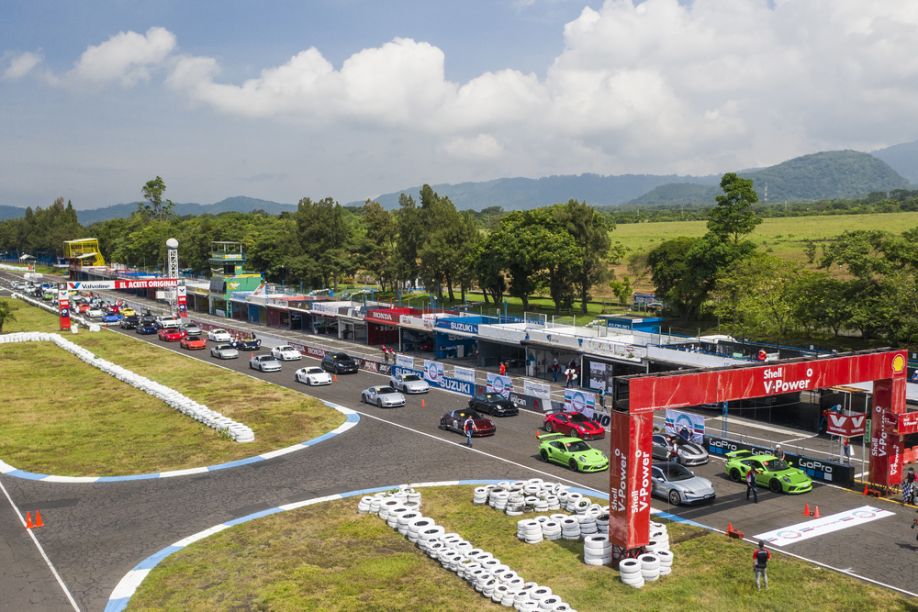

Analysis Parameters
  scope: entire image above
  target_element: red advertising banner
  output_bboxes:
[608,410,653,549]
[629,351,908,413]
[67,278,179,291]
[895,411,918,435]
[825,413,867,437]
[57,284,71,331]
[365,308,414,326]
[869,378,905,487]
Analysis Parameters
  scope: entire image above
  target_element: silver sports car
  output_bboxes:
[652,434,709,466]
[651,462,716,505]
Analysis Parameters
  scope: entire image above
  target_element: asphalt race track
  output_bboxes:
[1,276,917,610]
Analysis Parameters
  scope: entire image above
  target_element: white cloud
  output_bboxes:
[441,134,505,160]
[69,26,176,86]
[3,51,42,79]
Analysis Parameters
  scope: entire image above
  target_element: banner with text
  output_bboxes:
[486,373,513,399]
[423,359,446,385]
[393,365,474,397]
[453,366,476,384]
[523,379,552,402]
[395,354,414,370]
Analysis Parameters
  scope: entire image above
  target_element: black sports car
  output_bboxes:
[119,314,139,330]
[321,352,359,374]
[229,338,262,351]
[135,322,158,335]
[468,392,518,417]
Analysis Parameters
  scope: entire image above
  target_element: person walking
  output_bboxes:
[668,439,679,463]
[753,541,771,590]
[904,466,916,504]
[746,467,759,503]
[499,361,507,376]
[463,414,476,447]
[842,438,853,465]
[564,367,575,388]
[551,358,560,383]
[381,345,390,364]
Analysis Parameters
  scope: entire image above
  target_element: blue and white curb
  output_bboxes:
[0,401,358,484]
[103,479,699,612]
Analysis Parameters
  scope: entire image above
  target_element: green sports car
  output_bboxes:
[537,433,609,473]
[724,449,813,494]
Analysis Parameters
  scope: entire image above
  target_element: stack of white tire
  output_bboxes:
[0,332,255,442]
[360,488,576,611]
[475,481,605,519]
[582,535,612,566]
[617,521,674,587]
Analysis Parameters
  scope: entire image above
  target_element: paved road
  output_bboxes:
[1,273,916,610]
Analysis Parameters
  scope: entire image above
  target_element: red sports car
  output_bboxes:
[439,409,496,437]
[542,411,605,440]
[78,303,91,313]
[158,327,186,342]
[180,336,207,350]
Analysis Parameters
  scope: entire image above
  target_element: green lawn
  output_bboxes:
[0,298,345,476]
[129,485,913,611]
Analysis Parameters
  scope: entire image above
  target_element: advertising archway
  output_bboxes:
[608,349,910,559]
[57,279,186,331]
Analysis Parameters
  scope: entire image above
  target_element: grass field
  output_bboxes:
[611,211,918,263]
[129,485,913,611]
[0,298,344,476]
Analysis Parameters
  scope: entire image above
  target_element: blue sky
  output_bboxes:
[2,0,917,209]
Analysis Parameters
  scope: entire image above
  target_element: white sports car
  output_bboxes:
[295,366,333,386]
[210,344,239,360]
[207,328,233,342]
[361,385,406,408]
[390,372,430,394]
[271,345,303,361]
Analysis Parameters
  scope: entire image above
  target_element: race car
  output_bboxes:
[439,409,496,437]
[230,337,262,351]
[158,327,186,342]
[136,322,158,335]
[468,392,518,417]
[100,312,123,325]
[271,345,303,361]
[390,372,430,394]
[361,385,406,408]
[78,303,91,314]
[724,450,813,494]
[322,352,359,374]
[210,344,239,360]
[207,328,233,342]
[294,366,332,386]
[250,354,282,372]
[537,432,609,473]
[651,434,709,466]
[651,462,716,505]
[179,336,207,350]
[542,411,605,440]
[120,307,136,317]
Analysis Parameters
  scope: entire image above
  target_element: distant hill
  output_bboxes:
[75,196,296,225]
[0,205,25,221]
[363,174,719,211]
[628,150,909,205]
[872,139,918,184]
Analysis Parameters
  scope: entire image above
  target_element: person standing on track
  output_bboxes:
[753,541,771,590]
[746,467,759,503]
[499,361,507,376]
[463,414,476,447]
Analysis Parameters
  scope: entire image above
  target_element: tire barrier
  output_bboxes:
[362,487,575,611]
[0,331,255,442]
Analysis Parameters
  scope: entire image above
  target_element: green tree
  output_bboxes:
[609,276,633,306]
[708,172,762,246]
[555,200,619,313]
[139,176,175,220]
[395,193,422,287]
[711,255,800,340]
[359,200,398,292]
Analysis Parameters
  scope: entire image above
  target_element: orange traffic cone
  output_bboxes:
[863,484,869,496]
[813,506,820,519]
[333,374,338,383]
[25,512,33,529]
[421,399,425,409]
[727,522,734,533]
[33,511,44,528]
[803,502,810,516]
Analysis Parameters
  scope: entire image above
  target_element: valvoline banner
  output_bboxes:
[392,366,473,397]
[423,359,446,385]
[564,389,596,415]
[486,373,513,399]
[609,410,653,549]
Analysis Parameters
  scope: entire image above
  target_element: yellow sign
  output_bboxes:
[892,354,905,373]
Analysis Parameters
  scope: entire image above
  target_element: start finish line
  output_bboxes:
[753,505,895,547]
[67,279,179,290]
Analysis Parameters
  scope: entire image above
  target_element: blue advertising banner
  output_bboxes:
[392,365,473,397]
[435,317,481,335]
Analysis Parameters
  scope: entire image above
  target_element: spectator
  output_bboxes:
[774,444,786,462]
[746,468,759,503]
[753,541,771,590]
[668,438,679,463]
[564,367,576,388]
[757,349,767,362]
[550,359,560,383]
[499,361,507,376]
[463,414,476,447]
[904,467,915,504]
[842,438,853,464]
[678,425,690,443]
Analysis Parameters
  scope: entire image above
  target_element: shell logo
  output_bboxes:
[892,354,906,373]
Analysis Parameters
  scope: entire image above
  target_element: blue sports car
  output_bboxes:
[135,322,158,335]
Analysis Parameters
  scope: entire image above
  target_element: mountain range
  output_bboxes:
[1,141,915,223]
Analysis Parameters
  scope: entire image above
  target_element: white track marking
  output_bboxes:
[0,478,81,611]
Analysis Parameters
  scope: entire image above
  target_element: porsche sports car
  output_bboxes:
[250,354,282,372]
[78,303,91,314]
[390,372,430,394]
[542,411,605,440]
[294,366,332,386]
[651,434,709,466]
[100,312,123,325]
[135,322,158,335]
[271,345,303,361]
[322,352,359,374]
[210,344,239,360]
[537,433,609,473]
[181,322,203,337]
[87,308,104,318]
[439,409,496,437]
[724,450,813,494]
[119,315,139,330]
[207,328,233,342]
[180,336,207,350]
[651,462,716,505]
[120,307,136,317]
[230,338,262,351]
[468,392,518,417]
[361,385,406,408]
[155,316,181,330]
[158,327,186,342]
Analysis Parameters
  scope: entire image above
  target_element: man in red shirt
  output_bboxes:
[753,541,771,590]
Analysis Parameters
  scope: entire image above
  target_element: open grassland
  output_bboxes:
[612,211,918,263]
[0,298,344,475]
[129,485,912,612]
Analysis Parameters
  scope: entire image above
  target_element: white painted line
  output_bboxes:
[753,505,895,546]
[173,524,230,548]
[0,459,19,473]
[0,478,81,611]
[42,475,101,484]
[279,493,344,512]
[109,569,151,600]
[157,467,209,478]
